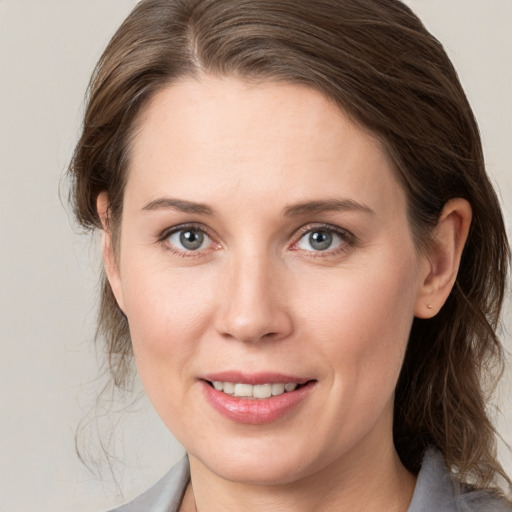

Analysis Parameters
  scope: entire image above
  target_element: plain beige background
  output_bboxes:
[0,1,510,511]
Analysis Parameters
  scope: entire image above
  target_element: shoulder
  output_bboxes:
[409,449,512,512]
[455,490,512,512]
[106,456,190,512]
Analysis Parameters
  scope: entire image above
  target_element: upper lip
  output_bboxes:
[201,371,312,385]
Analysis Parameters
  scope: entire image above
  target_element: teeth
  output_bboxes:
[253,384,272,399]
[223,382,235,395]
[271,383,285,395]
[211,381,301,398]
[234,383,253,398]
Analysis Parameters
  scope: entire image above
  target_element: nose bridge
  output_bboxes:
[215,246,292,343]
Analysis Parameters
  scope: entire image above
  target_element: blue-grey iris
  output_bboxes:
[309,230,332,251]
[180,230,204,250]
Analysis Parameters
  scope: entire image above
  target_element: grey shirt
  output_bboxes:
[109,449,511,511]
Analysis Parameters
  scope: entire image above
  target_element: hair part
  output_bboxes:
[68,0,510,492]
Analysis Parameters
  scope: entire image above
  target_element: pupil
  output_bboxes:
[310,231,332,251]
[180,230,203,250]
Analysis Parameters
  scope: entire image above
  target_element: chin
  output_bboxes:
[188,435,333,486]
[206,458,310,486]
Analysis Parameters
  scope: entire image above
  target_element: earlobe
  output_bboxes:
[414,198,472,319]
[97,192,126,313]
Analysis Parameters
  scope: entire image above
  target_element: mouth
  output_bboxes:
[200,373,316,424]
[206,380,309,399]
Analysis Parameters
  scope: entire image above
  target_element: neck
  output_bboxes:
[181,436,416,512]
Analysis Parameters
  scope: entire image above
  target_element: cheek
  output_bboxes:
[120,260,218,384]
[119,265,220,439]
[299,255,419,400]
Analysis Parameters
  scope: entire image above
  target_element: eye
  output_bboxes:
[166,227,212,252]
[295,227,348,253]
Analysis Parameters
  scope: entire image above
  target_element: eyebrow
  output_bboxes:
[141,198,215,215]
[141,196,374,217]
[284,198,375,217]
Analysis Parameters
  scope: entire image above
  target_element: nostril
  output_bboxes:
[214,298,294,343]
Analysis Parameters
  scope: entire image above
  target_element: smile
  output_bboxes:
[210,381,300,399]
[201,375,316,424]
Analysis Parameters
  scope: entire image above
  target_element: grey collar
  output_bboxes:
[109,449,510,511]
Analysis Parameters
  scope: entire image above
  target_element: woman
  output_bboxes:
[68,0,511,510]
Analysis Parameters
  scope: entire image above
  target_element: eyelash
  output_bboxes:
[157,223,356,258]
[158,223,218,258]
[290,223,355,257]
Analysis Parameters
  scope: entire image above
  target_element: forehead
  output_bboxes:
[126,75,405,218]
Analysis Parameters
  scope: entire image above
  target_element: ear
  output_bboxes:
[414,198,472,319]
[97,192,126,313]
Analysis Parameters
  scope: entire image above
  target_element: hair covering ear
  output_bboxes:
[97,192,126,313]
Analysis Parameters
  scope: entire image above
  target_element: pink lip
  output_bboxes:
[201,371,310,385]
[200,372,316,425]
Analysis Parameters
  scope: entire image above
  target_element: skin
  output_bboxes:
[99,76,471,511]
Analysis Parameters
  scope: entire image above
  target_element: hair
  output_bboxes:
[68,0,510,493]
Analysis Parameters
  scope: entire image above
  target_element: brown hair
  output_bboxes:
[68,0,510,491]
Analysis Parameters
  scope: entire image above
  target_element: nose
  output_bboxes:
[214,254,293,343]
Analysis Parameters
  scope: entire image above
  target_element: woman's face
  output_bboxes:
[106,76,431,485]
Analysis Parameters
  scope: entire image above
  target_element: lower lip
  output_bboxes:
[201,381,315,424]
